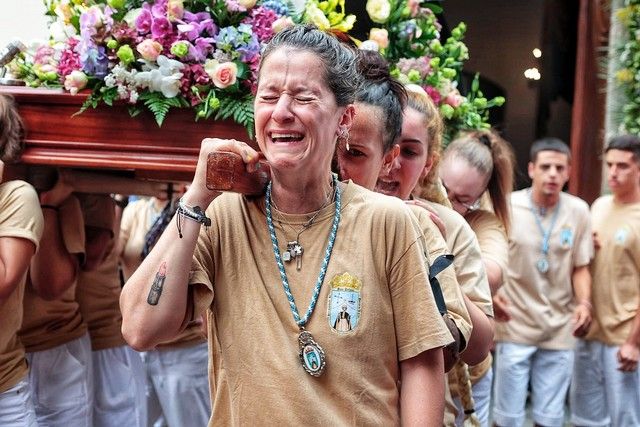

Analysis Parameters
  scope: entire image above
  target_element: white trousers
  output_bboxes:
[26,332,94,427]
[570,339,640,427]
[143,342,210,427]
[0,379,38,426]
[493,342,573,427]
[93,345,148,427]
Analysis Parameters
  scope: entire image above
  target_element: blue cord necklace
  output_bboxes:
[265,173,341,377]
[529,190,561,274]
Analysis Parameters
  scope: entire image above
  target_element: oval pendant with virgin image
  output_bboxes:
[298,331,326,377]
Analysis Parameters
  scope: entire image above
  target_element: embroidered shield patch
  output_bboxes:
[327,273,362,333]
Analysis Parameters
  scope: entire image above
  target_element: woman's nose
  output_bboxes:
[272,96,294,122]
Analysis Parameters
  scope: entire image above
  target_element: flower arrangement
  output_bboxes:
[615,1,640,135]
[10,0,503,142]
[361,0,505,143]
[10,0,355,136]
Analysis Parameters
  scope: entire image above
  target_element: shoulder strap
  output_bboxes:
[429,254,454,315]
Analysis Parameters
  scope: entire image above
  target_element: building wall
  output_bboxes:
[0,1,49,48]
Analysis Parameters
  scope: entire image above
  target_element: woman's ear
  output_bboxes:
[420,155,435,180]
[381,144,400,175]
[336,104,355,138]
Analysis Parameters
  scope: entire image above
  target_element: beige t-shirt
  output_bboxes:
[76,194,125,351]
[20,195,87,353]
[426,202,494,317]
[408,204,472,347]
[586,195,640,346]
[120,198,205,349]
[496,189,593,350]
[466,209,509,279]
[188,182,453,426]
[0,181,43,393]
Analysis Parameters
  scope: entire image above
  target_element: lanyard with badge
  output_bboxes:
[529,192,560,274]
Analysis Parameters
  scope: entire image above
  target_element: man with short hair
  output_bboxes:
[493,138,593,427]
[570,135,640,427]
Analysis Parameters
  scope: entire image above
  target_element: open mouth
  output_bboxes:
[269,132,304,144]
[375,179,399,195]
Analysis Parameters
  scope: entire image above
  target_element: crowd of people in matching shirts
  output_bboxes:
[0,24,639,427]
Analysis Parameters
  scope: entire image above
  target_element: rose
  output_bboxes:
[167,0,184,22]
[366,0,391,24]
[272,16,294,33]
[205,60,238,89]
[369,28,389,49]
[64,70,88,95]
[238,0,257,9]
[407,0,420,17]
[444,90,464,108]
[170,41,189,58]
[137,39,163,61]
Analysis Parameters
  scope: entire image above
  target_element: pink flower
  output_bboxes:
[243,7,278,42]
[369,28,388,49]
[444,90,464,108]
[424,85,441,105]
[64,70,88,95]
[407,0,420,17]
[137,39,163,61]
[167,0,184,22]
[205,60,237,89]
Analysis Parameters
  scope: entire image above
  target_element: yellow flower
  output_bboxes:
[616,6,633,25]
[304,3,331,30]
[366,0,391,24]
[616,68,634,83]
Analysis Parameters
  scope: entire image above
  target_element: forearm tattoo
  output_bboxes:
[147,262,167,306]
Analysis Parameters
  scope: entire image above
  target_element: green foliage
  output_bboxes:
[214,96,255,139]
[139,92,190,126]
[616,2,640,134]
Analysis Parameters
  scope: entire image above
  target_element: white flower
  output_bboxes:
[366,0,391,24]
[49,20,77,43]
[359,40,380,52]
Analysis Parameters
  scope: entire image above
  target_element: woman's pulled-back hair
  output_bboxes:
[444,129,515,232]
[0,94,26,163]
[405,86,449,207]
[260,24,361,107]
[355,50,407,153]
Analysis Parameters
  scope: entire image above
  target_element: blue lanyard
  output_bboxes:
[529,191,560,256]
[265,174,341,327]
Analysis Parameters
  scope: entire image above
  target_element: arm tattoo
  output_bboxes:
[147,262,167,306]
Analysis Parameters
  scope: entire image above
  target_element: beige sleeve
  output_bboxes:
[188,208,216,321]
[59,195,86,260]
[573,201,594,267]
[450,222,494,317]
[468,210,508,274]
[410,206,472,347]
[0,181,44,249]
[389,210,453,361]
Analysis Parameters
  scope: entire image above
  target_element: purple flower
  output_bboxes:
[190,38,214,62]
[136,6,153,33]
[151,17,172,39]
[81,45,109,79]
[243,7,278,43]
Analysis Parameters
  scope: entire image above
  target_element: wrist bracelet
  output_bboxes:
[41,204,59,212]
[176,197,211,238]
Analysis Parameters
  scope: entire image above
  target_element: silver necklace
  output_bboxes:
[272,184,335,271]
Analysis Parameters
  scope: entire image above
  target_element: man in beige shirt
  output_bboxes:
[494,138,593,427]
[570,135,640,426]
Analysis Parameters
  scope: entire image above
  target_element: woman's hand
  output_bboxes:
[39,169,74,207]
[183,138,261,208]
[405,199,447,239]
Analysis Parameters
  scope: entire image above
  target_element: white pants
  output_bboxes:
[26,332,94,427]
[93,345,147,427]
[493,342,573,427]
[570,339,640,427]
[454,367,493,427]
[143,342,210,427]
[0,379,38,426]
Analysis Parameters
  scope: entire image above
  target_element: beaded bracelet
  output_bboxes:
[176,197,211,238]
